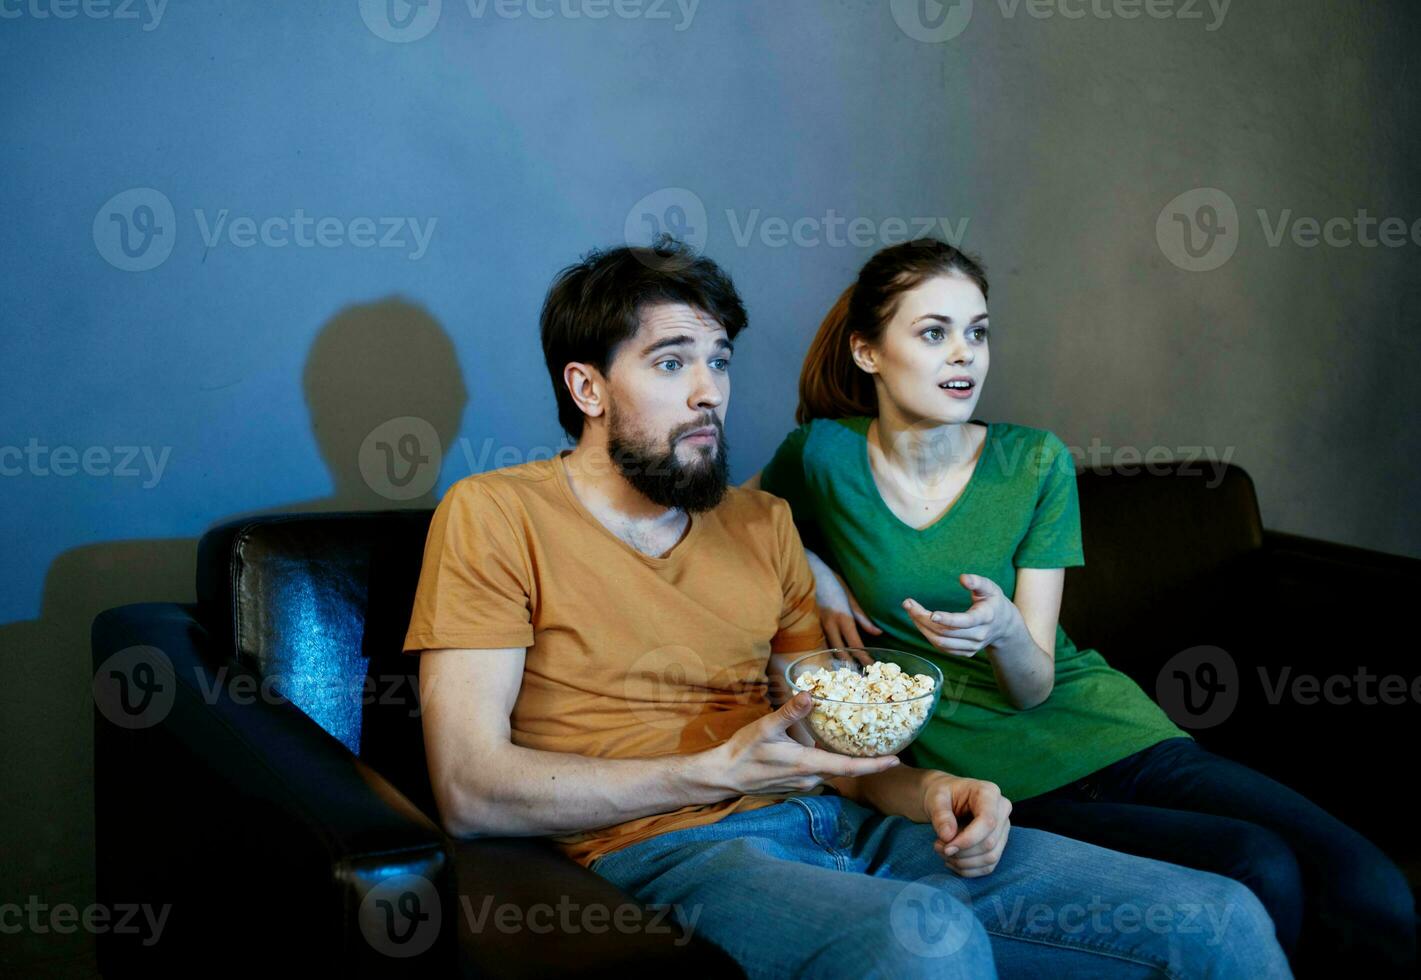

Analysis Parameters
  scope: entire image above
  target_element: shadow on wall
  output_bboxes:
[0,297,467,973]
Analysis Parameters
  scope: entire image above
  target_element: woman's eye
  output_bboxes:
[923,328,945,343]
[971,327,990,341]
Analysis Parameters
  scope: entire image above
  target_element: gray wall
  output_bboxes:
[2,0,1417,971]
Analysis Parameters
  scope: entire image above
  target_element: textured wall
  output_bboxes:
[1,0,1417,971]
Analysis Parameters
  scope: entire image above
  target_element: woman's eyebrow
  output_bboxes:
[912,313,990,325]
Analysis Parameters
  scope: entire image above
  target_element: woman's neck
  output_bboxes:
[871,407,978,490]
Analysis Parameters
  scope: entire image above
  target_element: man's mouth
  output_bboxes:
[679,426,719,444]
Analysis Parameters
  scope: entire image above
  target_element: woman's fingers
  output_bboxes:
[842,616,865,649]
[847,591,883,635]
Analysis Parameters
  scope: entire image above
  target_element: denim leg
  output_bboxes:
[1011,795,1304,955]
[590,800,996,979]
[1089,738,1417,977]
[834,794,1292,980]
[593,795,1292,979]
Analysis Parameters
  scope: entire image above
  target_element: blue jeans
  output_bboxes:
[1011,737,1417,977]
[589,793,1291,979]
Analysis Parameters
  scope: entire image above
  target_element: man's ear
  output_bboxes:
[563,362,607,421]
[848,333,878,375]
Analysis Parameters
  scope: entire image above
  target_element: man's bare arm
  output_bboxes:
[418,646,900,839]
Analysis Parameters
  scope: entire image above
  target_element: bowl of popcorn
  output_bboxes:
[784,648,943,757]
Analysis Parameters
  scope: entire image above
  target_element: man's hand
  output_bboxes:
[696,692,902,797]
[922,772,1012,877]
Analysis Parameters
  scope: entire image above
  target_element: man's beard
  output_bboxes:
[607,408,729,513]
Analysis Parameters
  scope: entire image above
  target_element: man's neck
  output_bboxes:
[560,444,690,557]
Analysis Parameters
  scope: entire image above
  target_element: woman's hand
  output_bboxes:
[902,573,1025,658]
[922,772,1013,877]
[804,549,882,650]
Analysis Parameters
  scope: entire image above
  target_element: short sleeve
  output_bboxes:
[1013,431,1086,569]
[402,480,536,652]
[758,422,829,558]
[758,423,812,516]
[768,499,827,655]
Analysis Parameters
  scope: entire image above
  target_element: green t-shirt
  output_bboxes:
[759,416,1188,802]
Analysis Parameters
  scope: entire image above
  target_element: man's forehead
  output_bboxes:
[636,302,728,340]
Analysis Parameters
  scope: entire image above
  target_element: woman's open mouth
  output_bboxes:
[939,379,975,400]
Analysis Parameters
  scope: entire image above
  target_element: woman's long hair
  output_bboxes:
[796,239,990,424]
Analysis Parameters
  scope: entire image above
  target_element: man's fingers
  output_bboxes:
[809,748,900,777]
[763,692,812,734]
[942,812,998,854]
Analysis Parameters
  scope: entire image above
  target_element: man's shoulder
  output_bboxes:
[715,485,796,534]
[442,456,563,512]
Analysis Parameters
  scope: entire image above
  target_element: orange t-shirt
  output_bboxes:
[401,452,827,867]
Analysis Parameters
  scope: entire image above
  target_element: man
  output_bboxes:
[403,238,1290,978]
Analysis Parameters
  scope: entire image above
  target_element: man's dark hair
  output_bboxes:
[539,235,749,440]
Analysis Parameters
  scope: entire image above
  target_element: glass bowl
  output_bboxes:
[783,648,943,757]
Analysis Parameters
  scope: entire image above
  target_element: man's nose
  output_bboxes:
[689,364,724,409]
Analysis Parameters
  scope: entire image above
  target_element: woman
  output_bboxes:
[748,238,1414,977]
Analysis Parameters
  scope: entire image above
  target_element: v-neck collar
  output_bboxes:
[553,451,703,565]
[859,419,994,533]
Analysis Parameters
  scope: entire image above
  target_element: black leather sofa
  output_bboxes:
[90,460,1420,976]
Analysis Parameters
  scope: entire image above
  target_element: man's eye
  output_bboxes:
[656,359,682,372]
[711,358,730,371]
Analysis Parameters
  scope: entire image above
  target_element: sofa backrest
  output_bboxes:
[196,509,437,813]
[1060,460,1264,671]
[191,459,1265,802]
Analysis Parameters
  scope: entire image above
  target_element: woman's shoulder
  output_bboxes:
[989,420,1070,453]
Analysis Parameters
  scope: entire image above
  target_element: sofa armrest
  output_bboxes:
[92,602,454,976]
[451,836,744,978]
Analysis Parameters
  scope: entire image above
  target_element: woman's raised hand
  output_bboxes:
[903,574,1023,657]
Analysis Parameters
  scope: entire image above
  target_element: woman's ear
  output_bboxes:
[848,333,878,375]
[564,362,606,420]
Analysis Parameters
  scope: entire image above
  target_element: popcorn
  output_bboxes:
[793,660,937,757]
